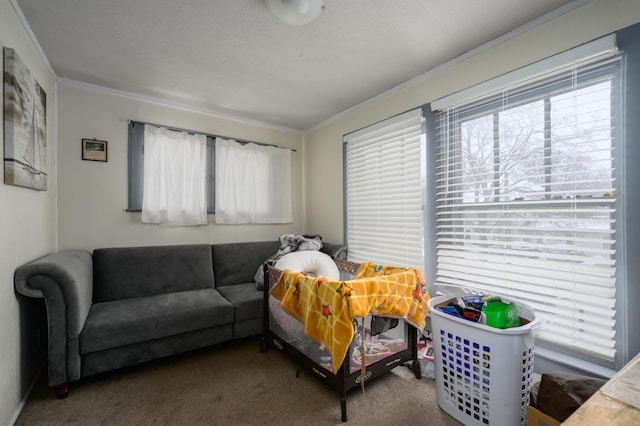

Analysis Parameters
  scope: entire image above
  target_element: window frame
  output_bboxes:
[430,55,625,372]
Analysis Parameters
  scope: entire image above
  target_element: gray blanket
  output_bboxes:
[254,234,323,290]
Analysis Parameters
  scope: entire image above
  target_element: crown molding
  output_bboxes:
[9,0,55,76]
[57,78,303,135]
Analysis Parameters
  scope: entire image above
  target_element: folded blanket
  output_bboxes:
[270,262,429,373]
[274,234,323,256]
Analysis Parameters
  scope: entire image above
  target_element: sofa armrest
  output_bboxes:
[320,243,348,260]
[14,249,93,386]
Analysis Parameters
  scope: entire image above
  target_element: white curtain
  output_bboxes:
[215,138,292,224]
[142,125,207,226]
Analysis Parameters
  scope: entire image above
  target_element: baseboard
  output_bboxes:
[9,362,46,426]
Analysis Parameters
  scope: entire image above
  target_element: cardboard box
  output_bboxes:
[527,404,561,426]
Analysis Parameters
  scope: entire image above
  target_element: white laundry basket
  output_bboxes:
[428,295,539,426]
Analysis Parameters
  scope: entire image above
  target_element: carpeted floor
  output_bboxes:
[16,337,462,425]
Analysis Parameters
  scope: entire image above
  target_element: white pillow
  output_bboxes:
[274,251,340,280]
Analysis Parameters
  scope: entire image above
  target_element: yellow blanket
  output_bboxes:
[270,262,429,373]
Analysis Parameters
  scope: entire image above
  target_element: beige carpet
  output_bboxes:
[16,337,462,425]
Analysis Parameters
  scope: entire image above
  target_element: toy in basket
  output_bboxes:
[429,294,539,426]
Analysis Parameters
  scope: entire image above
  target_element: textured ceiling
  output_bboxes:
[16,0,577,130]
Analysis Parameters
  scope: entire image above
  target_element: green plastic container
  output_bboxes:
[481,297,520,329]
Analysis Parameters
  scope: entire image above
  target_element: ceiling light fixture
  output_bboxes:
[266,0,325,26]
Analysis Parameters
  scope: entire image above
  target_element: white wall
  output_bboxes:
[0,1,56,425]
[56,82,304,250]
[5,0,640,423]
[304,0,640,244]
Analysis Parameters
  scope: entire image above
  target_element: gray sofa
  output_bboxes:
[14,240,346,397]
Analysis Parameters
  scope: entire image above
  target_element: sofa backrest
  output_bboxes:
[211,241,280,287]
[93,244,215,302]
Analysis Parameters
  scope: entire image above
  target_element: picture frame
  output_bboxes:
[3,47,48,190]
[82,139,108,162]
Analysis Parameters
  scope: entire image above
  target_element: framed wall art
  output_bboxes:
[3,47,47,191]
[82,139,108,162]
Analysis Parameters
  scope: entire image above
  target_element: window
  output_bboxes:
[128,122,215,213]
[344,108,425,272]
[214,138,292,224]
[141,125,208,226]
[431,38,622,366]
[128,122,292,224]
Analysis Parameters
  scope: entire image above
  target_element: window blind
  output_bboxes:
[433,51,621,362]
[344,108,425,272]
[431,34,617,111]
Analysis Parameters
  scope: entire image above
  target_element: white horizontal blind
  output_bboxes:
[345,109,425,272]
[434,54,621,362]
[431,34,617,111]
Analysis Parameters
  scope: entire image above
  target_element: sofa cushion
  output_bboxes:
[93,244,215,302]
[217,283,263,323]
[80,288,234,354]
[211,241,279,287]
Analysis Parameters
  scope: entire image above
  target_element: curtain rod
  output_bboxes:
[128,120,296,152]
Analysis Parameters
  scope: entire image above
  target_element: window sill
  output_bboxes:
[535,346,617,379]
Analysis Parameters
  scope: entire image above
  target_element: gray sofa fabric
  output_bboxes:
[80,289,234,354]
[80,325,233,378]
[211,241,279,286]
[14,249,93,386]
[93,244,215,302]
[14,240,346,390]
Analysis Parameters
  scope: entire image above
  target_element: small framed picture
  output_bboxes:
[82,139,108,162]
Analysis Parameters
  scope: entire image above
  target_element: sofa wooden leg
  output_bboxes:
[54,384,69,399]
